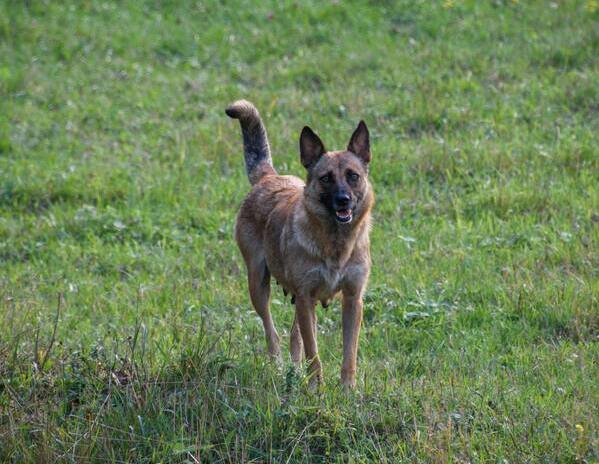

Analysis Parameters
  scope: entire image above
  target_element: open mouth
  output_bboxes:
[335,209,353,223]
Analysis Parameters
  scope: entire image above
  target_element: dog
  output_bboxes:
[225,100,374,388]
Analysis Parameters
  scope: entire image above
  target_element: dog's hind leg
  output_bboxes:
[248,257,281,359]
[290,315,304,366]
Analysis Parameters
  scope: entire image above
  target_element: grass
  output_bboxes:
[0,0,598,462]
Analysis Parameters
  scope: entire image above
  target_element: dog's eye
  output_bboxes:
[347,172,360,182]
[320,174,332,183]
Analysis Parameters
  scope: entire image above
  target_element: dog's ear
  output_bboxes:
[300,126,326,169]
[347,120,370,165]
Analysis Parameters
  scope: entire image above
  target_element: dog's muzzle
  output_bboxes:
[333,192,353,223]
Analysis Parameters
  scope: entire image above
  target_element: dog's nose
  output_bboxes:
[334,192,351,207]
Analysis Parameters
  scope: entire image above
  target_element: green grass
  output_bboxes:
[1,0,598,462]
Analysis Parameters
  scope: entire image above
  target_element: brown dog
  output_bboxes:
[225,100,374,388]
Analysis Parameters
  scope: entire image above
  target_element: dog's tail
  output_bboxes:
[225,100,276,185]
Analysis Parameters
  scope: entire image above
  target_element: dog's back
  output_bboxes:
[235,174,303,262]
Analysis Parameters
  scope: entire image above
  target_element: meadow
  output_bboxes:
[1,0,598,462]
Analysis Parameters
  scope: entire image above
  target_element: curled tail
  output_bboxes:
[225,100,276,185]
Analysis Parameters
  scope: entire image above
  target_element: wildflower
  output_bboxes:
[575,424,584,433]
[443,0,455,9]
[586,0,599,13]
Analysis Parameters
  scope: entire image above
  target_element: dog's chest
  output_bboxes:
[286,213,365,299]
[309,259,346,299]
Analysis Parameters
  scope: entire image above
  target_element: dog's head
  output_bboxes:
[301,121,373,225]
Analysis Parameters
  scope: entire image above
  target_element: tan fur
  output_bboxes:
[228,102,374,388]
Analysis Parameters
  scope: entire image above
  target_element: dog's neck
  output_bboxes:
[298,202,371,264]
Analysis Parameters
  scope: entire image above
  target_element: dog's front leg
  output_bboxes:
[341,292,363,389]
[295,295,321,386]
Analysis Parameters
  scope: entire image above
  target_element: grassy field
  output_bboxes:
[1,0,598,462]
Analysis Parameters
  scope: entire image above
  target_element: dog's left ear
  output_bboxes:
[347,120,370,165]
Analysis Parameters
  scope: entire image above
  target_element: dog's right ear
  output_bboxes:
[347,120,370,165]
[300,126,326,169]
